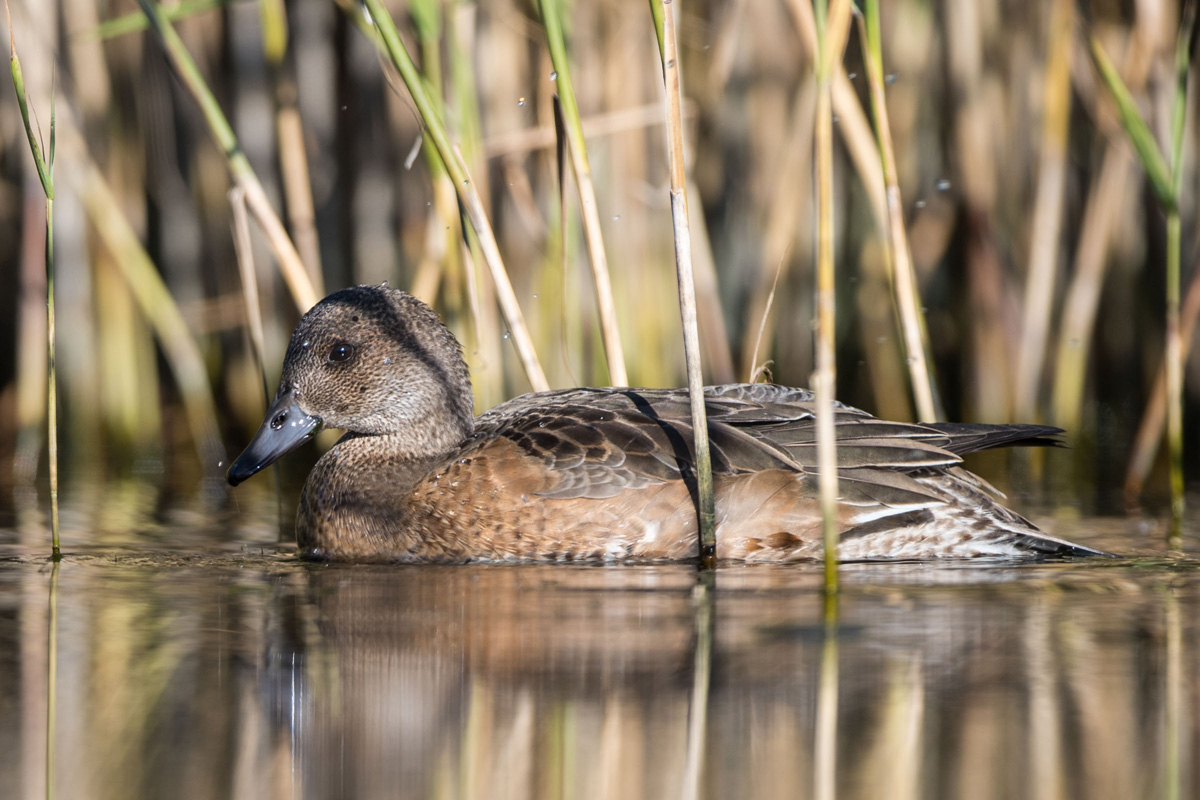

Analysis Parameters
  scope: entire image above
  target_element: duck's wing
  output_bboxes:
[471,384,1034,505]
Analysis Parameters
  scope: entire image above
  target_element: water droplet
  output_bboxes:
[612,214,621,221]
[217,461,224,467]
[847,72,857,80]
[502,331,511,340]
[550,71,558,81]
[463,179,469,185]
[426,201,431,207]
[832,115,840,124]
[380,280,389,287]
[532,293,539,299]
[302,340,310,349]
[517,96,526,107]
[383,357,392,365]
[885,73,898,84]
[936,178,951,191]
[341,105,348,111]
[914,199,927,209]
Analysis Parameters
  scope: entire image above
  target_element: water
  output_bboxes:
[1,481,1197,799]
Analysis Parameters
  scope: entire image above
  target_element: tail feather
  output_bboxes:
[919,422,1065,455]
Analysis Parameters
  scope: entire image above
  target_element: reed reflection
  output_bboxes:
[246,562,1199,800]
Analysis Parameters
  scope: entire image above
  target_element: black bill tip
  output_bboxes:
[227,389,322,486]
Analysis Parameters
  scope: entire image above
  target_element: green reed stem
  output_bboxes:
[815,0,852,593]
[1091,4,1193,531]
[1166,210,1183,541]
[136,0,318,312]
[655,0,716,564]
[45,194,58,559]
[358,0,548,391]
[858,0,940,422]
[538,0,628,385]
[90,0,232,41]
[1166,2,1195,539]
[1087,36,1175,212]
[7,5,60,558]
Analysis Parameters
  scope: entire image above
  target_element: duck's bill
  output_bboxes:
[227,389,322,486]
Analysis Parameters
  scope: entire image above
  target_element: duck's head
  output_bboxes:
[227,285,474,486]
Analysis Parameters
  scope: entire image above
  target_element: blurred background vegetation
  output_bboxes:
[0,0,1195,515]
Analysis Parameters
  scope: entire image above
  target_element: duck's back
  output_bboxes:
[393,384,1099,561]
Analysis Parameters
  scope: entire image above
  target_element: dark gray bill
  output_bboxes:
[227,388,322,486]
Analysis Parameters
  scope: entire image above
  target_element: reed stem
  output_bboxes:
[1014,0,1071,423]
[45,194,58,559]
[1165,2,1194,539]
[7,4,60,558]
[858,0,940,422]
[655,0,716,563]
[90,0,231,41]
[815,0,852,591]
[539,0,628,386]
[1089,4,1193,531]
[1166,210,1183,540]
[359,0,549,392]
[1125,251,1200,506]
[135,0,319,313]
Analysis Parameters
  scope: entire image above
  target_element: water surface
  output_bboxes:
[1,481,1197,799]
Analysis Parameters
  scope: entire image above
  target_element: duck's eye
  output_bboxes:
[327,343,355,364]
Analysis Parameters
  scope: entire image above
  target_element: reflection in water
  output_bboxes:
[0,547,1198,799]
[0,480,1196,798]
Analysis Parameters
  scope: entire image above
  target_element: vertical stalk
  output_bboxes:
[1014,0,1072,422]
[262,0,324,294]
[1164,2,1193,538]
[655,0,716,563]
[539,0,628,385]
[359,0,548,391]
[1125,253,1200,504]
[45,193,58,559]
[1088,4,1193,532]
[859,0,940,422]
[135,0,319,312]
[1166,210,1183,541]
[7,4,59,558]
[814,0,852,590]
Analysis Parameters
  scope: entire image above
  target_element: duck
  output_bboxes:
[227,285,1105,562]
